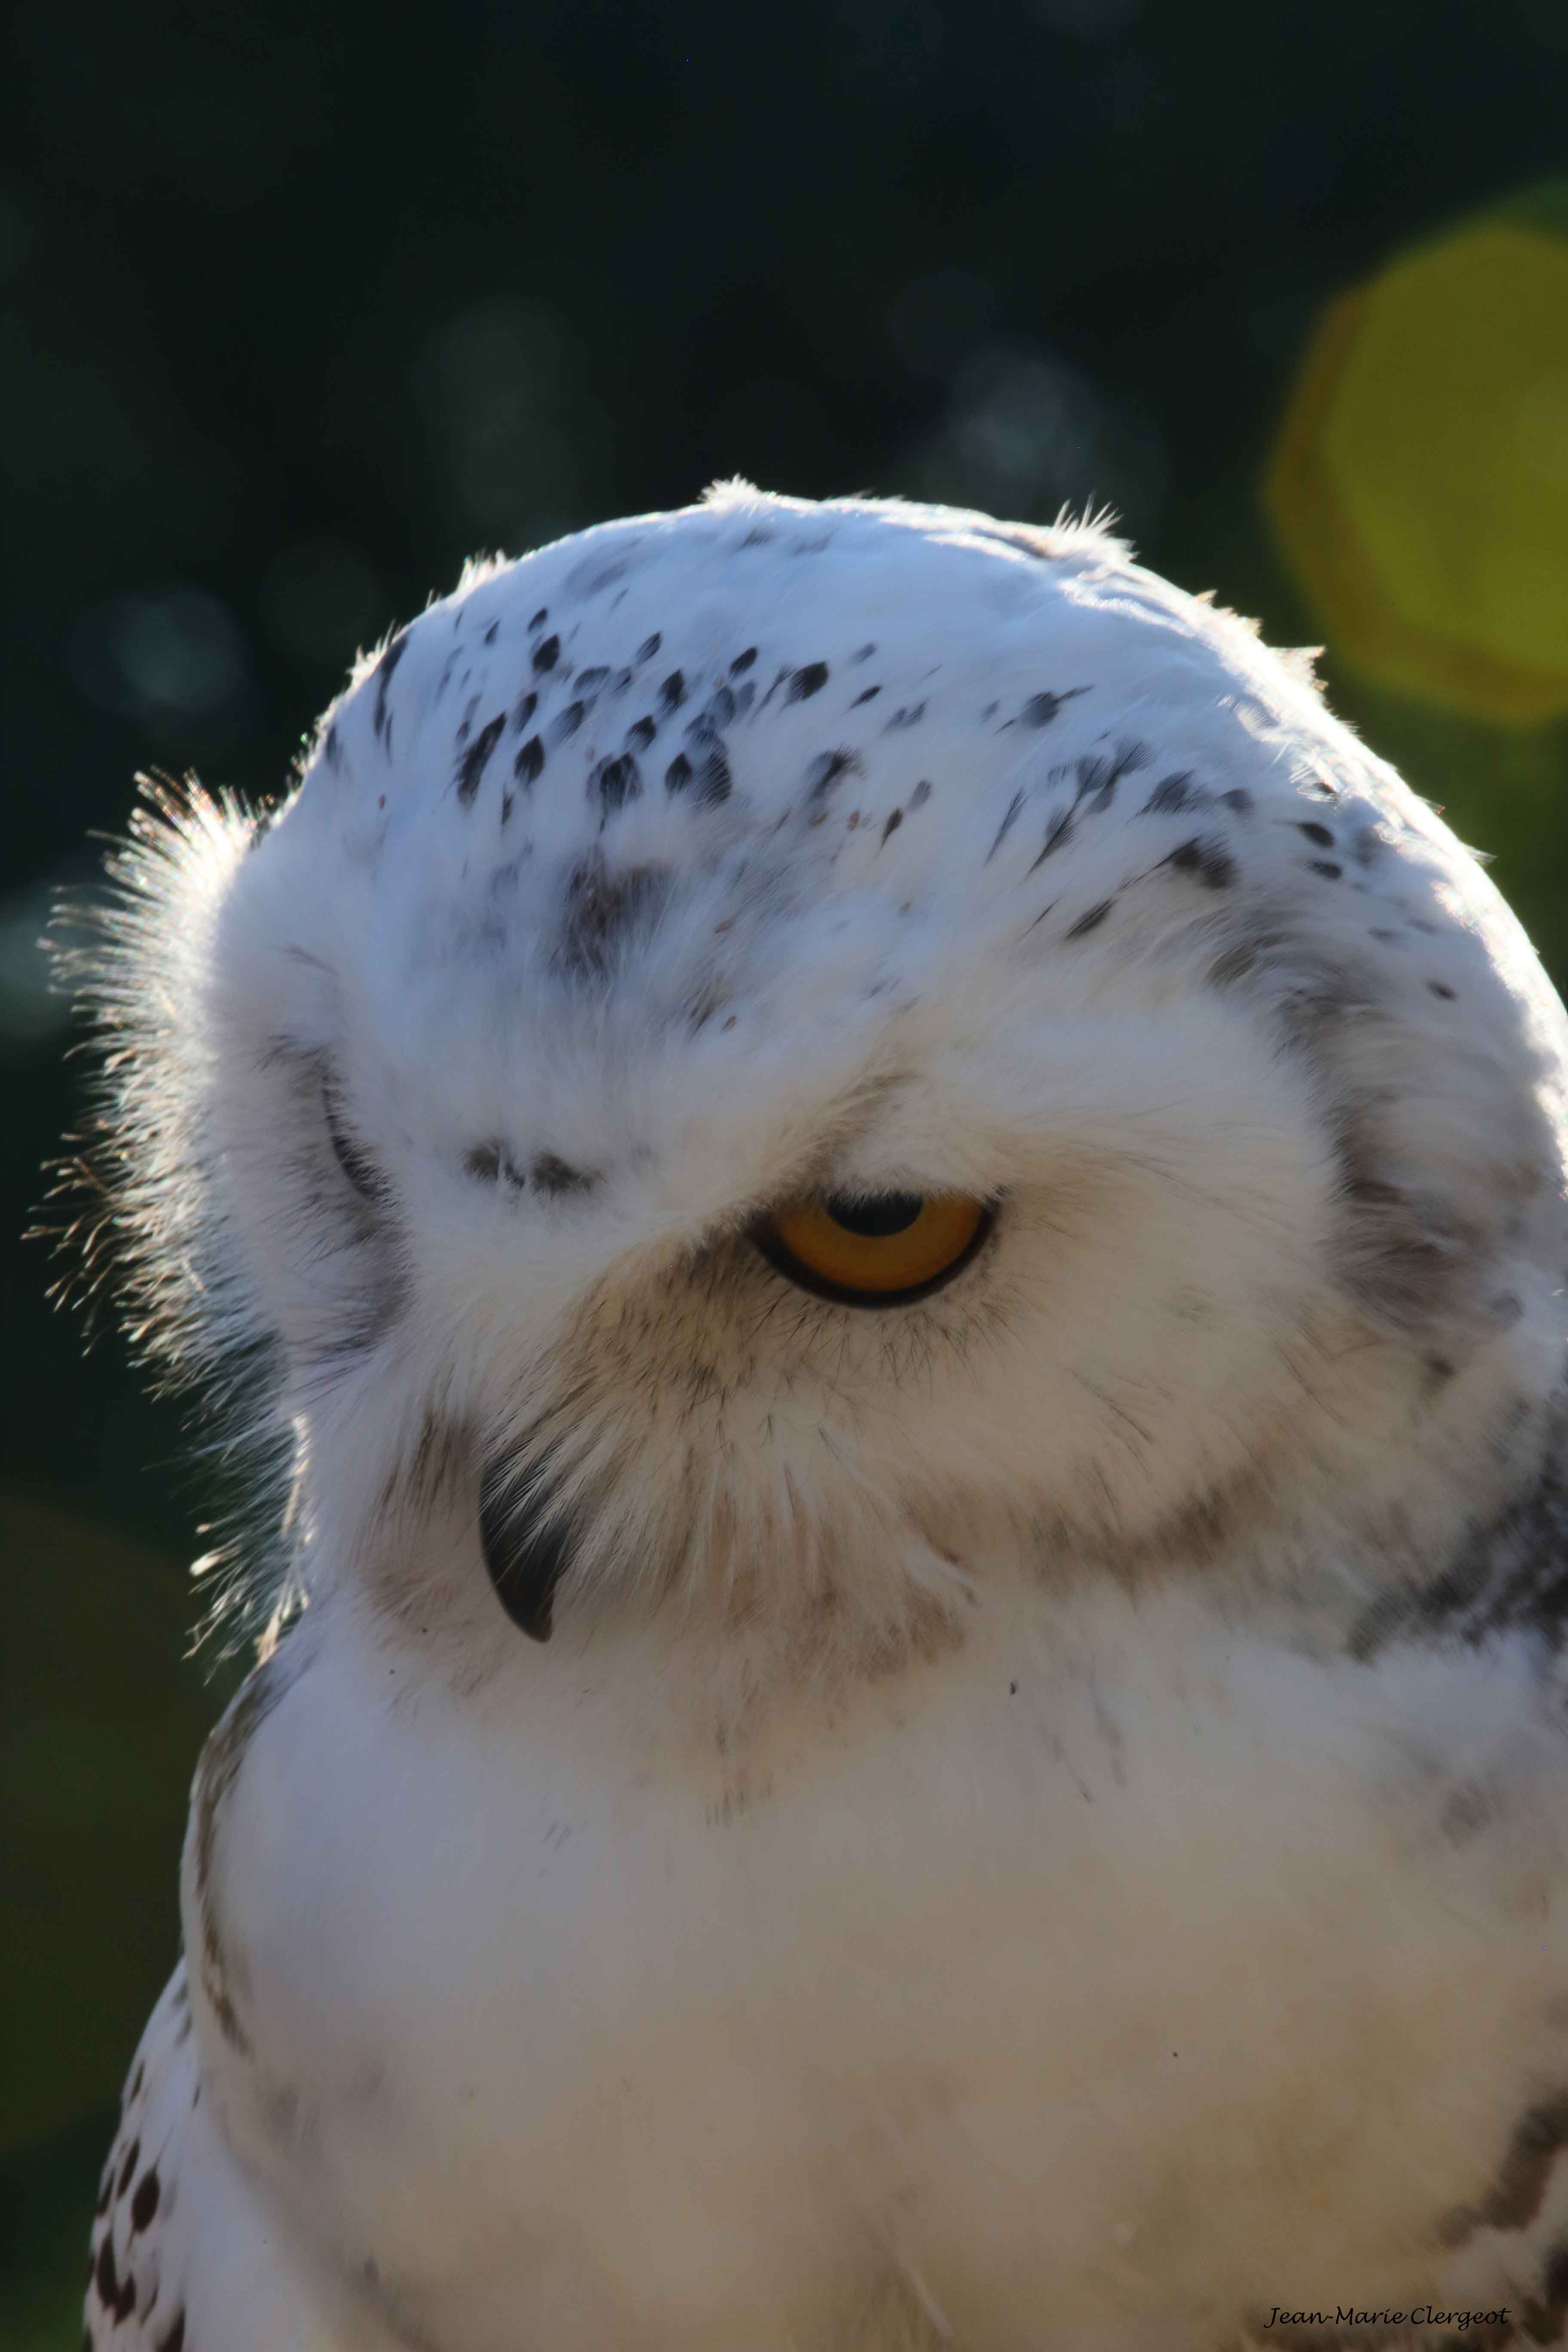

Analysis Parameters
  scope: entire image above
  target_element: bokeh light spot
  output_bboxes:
[1265,193,1568,724]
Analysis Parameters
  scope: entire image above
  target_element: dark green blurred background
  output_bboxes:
[6,1,1568,2340]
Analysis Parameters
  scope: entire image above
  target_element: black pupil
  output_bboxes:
[824,1192,925,1238]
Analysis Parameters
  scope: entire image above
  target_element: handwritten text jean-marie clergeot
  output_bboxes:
[1262,2311,1512,2334]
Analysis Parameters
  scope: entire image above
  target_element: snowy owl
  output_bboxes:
[70,483,1568,2352]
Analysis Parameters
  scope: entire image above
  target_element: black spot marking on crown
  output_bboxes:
[511,689,538,732]
[1165,836,1236,891]
[1066,899,1113,939]
[592,753,642,815]
[456,712,506,805]
[532,634,561,674]
[1429,980,1457,1001]
[697,747,732,804]
[625,714,658,752]
[551,701,587,745]
[1142,772,1204,816]
[483,619,498,644]
[1072,739,1148,808]
[322,720,344,770]
[1219,787,1254,815]
[667,747,731,805]
[884,701,926,731]
[659,669,686,713]
[1015,686,1090,729]
[851,684,882,707]
[554,850,669,980]
[988,790,1026,862]
[788,661,830,701]
[1309,859,1343,881]
[514,735,545,785]
[1022,741,1150,874]
[529,606,549,630]
[637,632,662,662]
[881,809,903,845]
[730,646,757,674]
[910,779,932,809]
[1297,820,1335,848]
[852,642,876,662]
[1029,808,1075,869]
[372,628,409,744]
[806,748,865,801]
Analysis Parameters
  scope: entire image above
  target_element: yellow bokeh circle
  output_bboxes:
[1264,198,1568,724]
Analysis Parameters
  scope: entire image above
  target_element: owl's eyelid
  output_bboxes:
[740,1181,925,1243]
[744,1180,1004,1233]
[792,1180,1004,1216]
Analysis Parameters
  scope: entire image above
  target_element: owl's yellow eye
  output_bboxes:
[754,1191,992,1307]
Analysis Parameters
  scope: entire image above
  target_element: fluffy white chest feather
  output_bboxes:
[85,1580,1568,2352]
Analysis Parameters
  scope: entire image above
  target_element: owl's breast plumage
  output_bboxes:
[174,1576,1568,2352]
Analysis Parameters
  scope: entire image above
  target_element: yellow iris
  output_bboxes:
[755,1191,992,1306]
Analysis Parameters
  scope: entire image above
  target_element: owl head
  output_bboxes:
[62,485,1568,1687]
